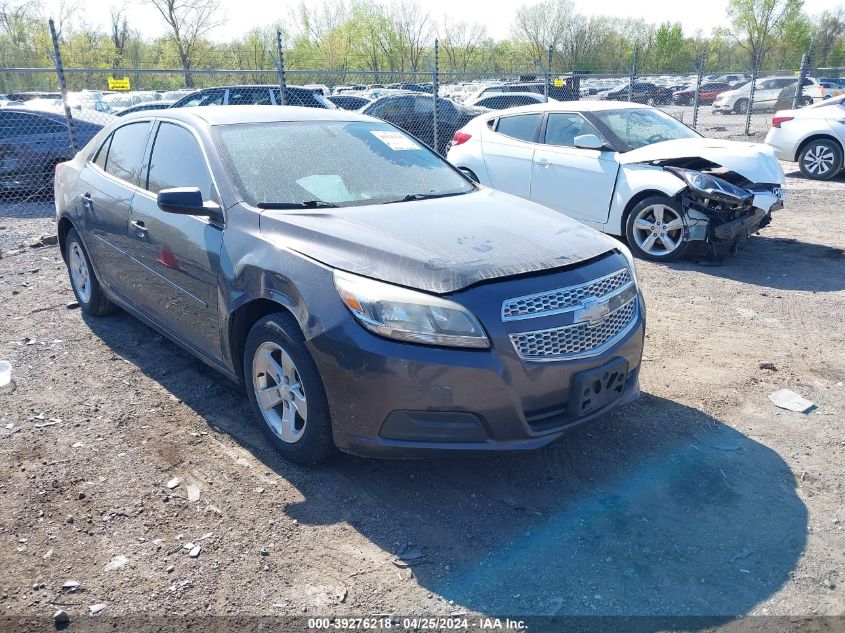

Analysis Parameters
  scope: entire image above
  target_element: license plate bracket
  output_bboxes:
[568,357,629,418]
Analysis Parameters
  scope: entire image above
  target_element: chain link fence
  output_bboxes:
[1,25,841,220]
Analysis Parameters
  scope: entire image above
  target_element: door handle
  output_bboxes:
[536,158,550,167]
[81,193,93,207]
[130,220,148,238]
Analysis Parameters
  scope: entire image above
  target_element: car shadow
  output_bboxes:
[667,233,845,292]
[83,309,808,621]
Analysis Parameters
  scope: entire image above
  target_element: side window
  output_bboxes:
[413,96,433,114]
[228,87,272,105]
[544,113,602,148]
[104,122,150,184]
[146,123,213,202]
[180,89,225,108]
[93,133,112,170]
[495,114,540,142]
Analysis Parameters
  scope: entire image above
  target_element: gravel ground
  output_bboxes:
[0,164,843,629]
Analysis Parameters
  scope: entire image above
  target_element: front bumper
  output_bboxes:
[307,256,645,458]
[712,102,733,113]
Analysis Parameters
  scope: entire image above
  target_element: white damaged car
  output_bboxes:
[447,101,785,261]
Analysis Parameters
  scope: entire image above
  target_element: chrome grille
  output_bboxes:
[510,299,637,361]
[502,269,632,321]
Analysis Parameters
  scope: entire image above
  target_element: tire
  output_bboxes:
[798,138,843,181]
[243,312,336,465]
[625,196,690,262]
[734,98,749,114]
[64,228,117,316]
[646,96,656,106]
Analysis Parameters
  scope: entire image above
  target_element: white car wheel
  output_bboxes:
[798,139,843,181]
[625,196,689,262]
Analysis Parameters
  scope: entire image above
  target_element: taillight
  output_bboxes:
[451,131,471,146]
[772,116,794,128]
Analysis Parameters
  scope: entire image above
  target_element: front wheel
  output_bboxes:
[244,312,336,464]
[734,98,749,114]
[625,196,690,262]
[798,139,843,180]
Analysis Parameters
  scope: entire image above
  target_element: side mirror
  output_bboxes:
[156,187,221,220]
[573,134,606,150]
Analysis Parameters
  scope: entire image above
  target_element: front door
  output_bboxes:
[530,112,618,228]
[124,121,223,358]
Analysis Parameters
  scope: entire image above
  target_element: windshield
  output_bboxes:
[215,120,474,207]
[592,108,700,151]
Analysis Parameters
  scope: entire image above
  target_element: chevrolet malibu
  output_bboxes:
[54,106,644,463]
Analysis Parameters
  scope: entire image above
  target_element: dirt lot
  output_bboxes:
[0,165,844,630]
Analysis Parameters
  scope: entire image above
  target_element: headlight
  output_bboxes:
[333,270,490,349]
[616,243,639,285]
[664,167,753,204]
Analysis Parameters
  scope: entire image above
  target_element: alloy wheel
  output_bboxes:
[68,241,92,304]
[631,204,685,257]
[252,341,308,443]
[803,144,836,176]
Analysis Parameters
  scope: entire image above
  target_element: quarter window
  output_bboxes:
[495,114,540,142]
[146,123,213,201]
[104,122,150,184]
[93,133,111,170]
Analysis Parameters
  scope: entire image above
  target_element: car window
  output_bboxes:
[93,133,112,170]
[104,122,150,184]
[544,113,602,148]
[495,114,540,142]
[0,112,64,138]
[179,89,225,108]
[146,122,213,201]
[214,120,473,208]
[592,107,698,151]
[228,87,272,106]
[412,96,433,113]
[367,97,412,119]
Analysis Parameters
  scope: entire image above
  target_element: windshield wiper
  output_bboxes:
[384,191,467,205]
[256,200,339,209]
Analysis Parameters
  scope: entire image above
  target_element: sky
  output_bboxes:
[47,0,839,42]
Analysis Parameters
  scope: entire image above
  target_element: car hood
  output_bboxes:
[619,138,783,184]
[258,189,619,294]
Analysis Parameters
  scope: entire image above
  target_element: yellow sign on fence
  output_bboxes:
[107,77,131,91]
[553,78,566,87]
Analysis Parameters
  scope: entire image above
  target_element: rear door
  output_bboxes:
[125,120,223,357]
[481,112,541,198]
[77,120,152,294]
[530,112,618,228]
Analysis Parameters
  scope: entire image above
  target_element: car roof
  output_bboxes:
[486,100,651,115]
[123,104,377,126]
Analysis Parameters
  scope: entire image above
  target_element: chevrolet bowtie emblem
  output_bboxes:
[576,297,610,326]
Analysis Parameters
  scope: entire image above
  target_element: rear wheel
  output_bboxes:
[625,196,689,262]
[798,139,843,180]
[64,228,117,316]
[244,312,336,464]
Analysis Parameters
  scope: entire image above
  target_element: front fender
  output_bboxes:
[607,165,686,235]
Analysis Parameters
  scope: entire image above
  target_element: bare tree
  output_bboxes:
[110,5,129,69]
[146,0,222,86]
[389,0,433,72]
[512,0,576,65]
[439,19,486,72]
[813,8,845,66]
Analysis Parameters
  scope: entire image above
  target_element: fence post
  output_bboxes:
[744,50,760,135]
[275,29,287,106]
[432,39,439,155]
[545,45,552,102]
[628,46,639,103]
[691,52,705,130]
[49,18,78,154]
